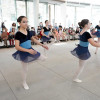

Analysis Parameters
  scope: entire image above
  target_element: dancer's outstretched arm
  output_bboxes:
[88,38,100,47]
[31,37,49,50]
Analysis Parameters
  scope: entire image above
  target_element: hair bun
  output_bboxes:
[17,16,26,23]
[78,19,89,28]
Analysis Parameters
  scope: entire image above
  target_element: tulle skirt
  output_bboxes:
[12,47,40,63]
[41,36,51,42]
[93,31,100,37]
[71,45,91,60]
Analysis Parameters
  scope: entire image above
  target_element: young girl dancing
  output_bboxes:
[92,21,100,54]
[41,20,54,56]
[71,19,100,83]
[12,16,48,90]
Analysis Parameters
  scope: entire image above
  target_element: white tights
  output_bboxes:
[74,59,86,81]
[95,38,100,54]
[21,54,47,90]
[21,62,29,90]
[43,38,55,56]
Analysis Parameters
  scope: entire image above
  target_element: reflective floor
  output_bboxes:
[0,41,100,100]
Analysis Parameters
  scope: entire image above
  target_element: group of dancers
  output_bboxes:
[12,16,100,90]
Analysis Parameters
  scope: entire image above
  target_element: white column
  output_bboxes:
[25,0,28,18]
[49,5,51,24]
[74,7,77,27]
[60,2,67,27]
[90,4,93,22]
[33,0,39,33]
[46,3,49,19]
[54,4,55,25]
[0,0,3,22]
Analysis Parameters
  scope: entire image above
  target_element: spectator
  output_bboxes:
[37,26,41,35]
[10,23,17,33]
[9,28,15,46]
[76,27,80,34]
[52,28,60,42]
[63,27,66,32]
[59,23,62,28]
[1,28,8,47]
[30,27,38,40]
[54,23,58,30]
[39,22,43,29]
[59,26,66,40]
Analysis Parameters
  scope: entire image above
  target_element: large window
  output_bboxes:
[76,6,91,24]
[16,0,26,17]
[66,6,75,27]
[55,5,61,26]
[92,7,100,27]
[27,1,34,27]
[50,4,55,26]
[0,0,2,22]
[1,0,16,31]
[39,3,47,25]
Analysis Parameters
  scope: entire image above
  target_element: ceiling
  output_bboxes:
[16,0,66,4]
[16,0,100,6]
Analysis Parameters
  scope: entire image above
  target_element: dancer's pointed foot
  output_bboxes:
[23,82,29,90]
[95,52,97,54]
[73,79,82,83]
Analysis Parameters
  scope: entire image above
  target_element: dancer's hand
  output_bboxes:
[46,36,50,38]
[94,40,97,43]
[42,45,49,50]
[28,49,37,55]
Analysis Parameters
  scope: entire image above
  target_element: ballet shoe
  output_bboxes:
[73,79,82,83]
[23,83,29,90]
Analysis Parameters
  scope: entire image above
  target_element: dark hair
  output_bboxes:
[17,16,27,22]
[18,26,20,29]
[59,24,62,28]
[45,20,48,24]
[78,22,81,26]
[12,23,16,26]
[79,19,89,28]
[31,27,34,29]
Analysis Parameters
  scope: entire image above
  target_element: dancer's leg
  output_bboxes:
[43,42,47,57]
[73,59,86,83]
[95,38,100,54]
[21,62,29,90]
[37,54,47,61]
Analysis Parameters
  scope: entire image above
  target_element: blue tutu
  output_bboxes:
[41,36,51,42]
[12,47,40,63]
[71,45,91,60]
[93,31,100,37]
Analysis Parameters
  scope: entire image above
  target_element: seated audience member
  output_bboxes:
[52,28,60,42]
[59,26,66,40]
[30,27,38,40]
[1,28,9,47]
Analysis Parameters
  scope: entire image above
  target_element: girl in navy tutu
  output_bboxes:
[41,20,52,42]
[12,16,48,90]
[71,19,100,83]
[41,20,54,56]
[92,21,100,54]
